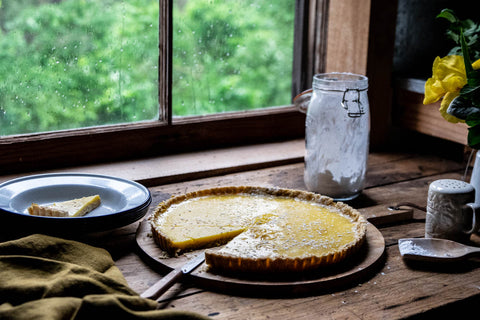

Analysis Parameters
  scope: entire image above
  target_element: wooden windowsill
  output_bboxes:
[0,107,306,175]
[394,78,468,146]
[0,139,305,187]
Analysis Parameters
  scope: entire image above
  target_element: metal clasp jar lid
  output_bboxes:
[341,88,367,118]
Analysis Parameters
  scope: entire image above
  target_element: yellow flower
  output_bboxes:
[473,59,480,70]
[423,55,480,123]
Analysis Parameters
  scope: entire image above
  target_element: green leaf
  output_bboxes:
[461,30,475,75]
[468,124,480,149]
[461,83,480,98]
[467,119,480,127]
[437,9,458,24]
[447,95,480,120]
[459,28,480,104]
[438,9,480,60]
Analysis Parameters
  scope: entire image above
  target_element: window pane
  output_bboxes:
[0,0,159,136]
[172,0,295,116]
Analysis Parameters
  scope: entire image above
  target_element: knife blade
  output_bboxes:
[140,253,205,300]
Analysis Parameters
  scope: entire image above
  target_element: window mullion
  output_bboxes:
[292,0,328,97]
[159,0,172,125]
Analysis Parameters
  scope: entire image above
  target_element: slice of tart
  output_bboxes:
[28,195,101,217]
[150,186,366,273]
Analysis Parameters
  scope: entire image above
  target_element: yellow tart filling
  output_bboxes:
[154,194,287,251]
[220,200,358,259]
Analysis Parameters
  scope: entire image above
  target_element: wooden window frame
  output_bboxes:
[1,0,394,175]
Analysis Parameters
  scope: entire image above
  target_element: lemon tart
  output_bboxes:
[150,186,366,273]
[28,195,101,217]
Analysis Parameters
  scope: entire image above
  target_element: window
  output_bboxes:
[172,0,294,116]
[1,0,160,135]
[0,0,332,174]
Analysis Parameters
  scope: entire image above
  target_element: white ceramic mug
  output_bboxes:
[425,179,480,243]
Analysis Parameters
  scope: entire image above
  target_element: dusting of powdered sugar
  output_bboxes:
[399,240,453,258]
[399,240,430,256]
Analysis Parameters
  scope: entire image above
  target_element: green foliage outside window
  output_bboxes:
[173,0,294,115]
[0,0,294,136]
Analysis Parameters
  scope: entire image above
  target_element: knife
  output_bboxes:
[140,253,205,300]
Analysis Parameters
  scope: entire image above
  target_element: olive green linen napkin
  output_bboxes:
[0,234,211,320]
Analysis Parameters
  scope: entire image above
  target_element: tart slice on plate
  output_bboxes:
[28,195,101,218]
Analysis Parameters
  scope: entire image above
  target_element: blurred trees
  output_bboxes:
[0,0,294,135]
[172,0,294,115]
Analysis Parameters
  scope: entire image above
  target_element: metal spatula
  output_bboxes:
[141,253,205,300]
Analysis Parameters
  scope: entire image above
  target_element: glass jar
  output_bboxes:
[302,73,370,201]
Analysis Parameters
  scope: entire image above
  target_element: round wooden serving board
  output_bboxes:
[136,220,385,296]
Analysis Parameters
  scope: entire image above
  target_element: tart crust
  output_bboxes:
[150,186,367,273]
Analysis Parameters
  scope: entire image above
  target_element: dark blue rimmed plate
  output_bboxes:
[0,173,151,234]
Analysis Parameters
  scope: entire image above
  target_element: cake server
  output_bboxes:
[398,238,480,262]
[141,253,205,300]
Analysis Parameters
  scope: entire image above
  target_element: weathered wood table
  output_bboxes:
[4,143,480,319]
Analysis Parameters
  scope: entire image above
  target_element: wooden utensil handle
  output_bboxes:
[140,269,183,300]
